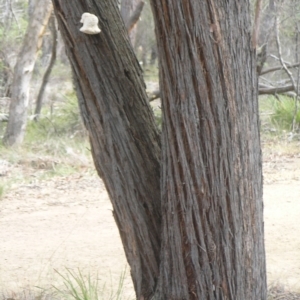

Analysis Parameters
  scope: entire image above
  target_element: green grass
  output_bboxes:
[0,134,92,186]
[259,95,300,132]
[259,95,300,156]
[271,97,300,131]
[0,92,93,185]
[1,269,132,300]
[26,91,85,141]
[53,268,129,300]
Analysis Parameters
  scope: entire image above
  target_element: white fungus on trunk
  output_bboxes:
[80,13,101,35]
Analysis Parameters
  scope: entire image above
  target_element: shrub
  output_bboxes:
[271,96,300,131]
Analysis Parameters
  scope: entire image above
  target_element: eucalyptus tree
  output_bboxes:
[3,0,52,146]
[52,0,267,299]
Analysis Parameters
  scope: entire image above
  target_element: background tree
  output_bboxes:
[0,0,28,98]
[52,0,267,299]
[120,0,144,46]
[34,13,58,121]
[134,2,157,67]
[257,0,300,86]
[257,0,300,132]
[2,0,300,144]
[3,0,52,146]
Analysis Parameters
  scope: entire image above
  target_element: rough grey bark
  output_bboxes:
[3,0,52,146]
[150,0,266,299]
[51,1,161,298]
[52,0,267,299]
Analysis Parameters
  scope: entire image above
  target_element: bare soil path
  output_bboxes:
[0,154,300,297]
[0,172,134,298]
[263,153,300,291]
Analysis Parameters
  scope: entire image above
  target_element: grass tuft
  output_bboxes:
[271,97,300,131]
[268,284,300,299]
[53,268,128,300]
[258,95,300,133]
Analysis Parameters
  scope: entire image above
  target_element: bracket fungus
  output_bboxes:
[80,13,101,35]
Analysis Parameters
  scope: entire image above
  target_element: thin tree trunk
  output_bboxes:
[150,0,266,298]
[258,0,276,46]
[52,1,161,298]
[252,0,263,48]
[28,0,37,19]
[3,0,53,146]
[34,14,57,121]
[121,0,140,46]
[125,1,144,33]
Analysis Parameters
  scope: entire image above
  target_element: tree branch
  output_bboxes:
[259,84,295,95]
[148,89,160,101]
[275,14,296,90]
[252,0,263,48]
[260,62,300,75]
[125,1,144,32]
[256,44,267,75]
[292,23,300,132]
[34,13,57,121]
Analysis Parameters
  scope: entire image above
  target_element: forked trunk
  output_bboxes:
[52,0,267,299]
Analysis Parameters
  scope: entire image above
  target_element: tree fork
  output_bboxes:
[52,0,267,299]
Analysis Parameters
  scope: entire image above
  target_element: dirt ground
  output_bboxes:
[0,153,300,297]
[263,152,300,291]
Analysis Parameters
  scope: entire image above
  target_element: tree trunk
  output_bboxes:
[258,0,276,46]
[51,1,161,298]
[150,0,266,298]
[52,0,267,299]
[120,0,141,46]
[3,0,53,146]
[34,13,57,121]
[125,1,145,34]
[28,0,37,19]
